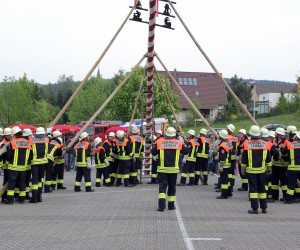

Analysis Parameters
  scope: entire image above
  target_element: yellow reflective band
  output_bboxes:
[19,191,26,197]
[45,181,51,185]
[85,182,91,187]
[117,174,123,178]
[258,193,267,199]
[242,179,248,184]
[57,179,64,184]
[32,184,38,190]
[105,178,111,183]
[123,174,130,179]
[189,173,195,177]
[295,188,300,193]
[151,174,157,178]
[130,172,138,177]
[168,196,175,202]
[181,173,187,177]
[281,185,288,191]
[38,182,42,188]
[221,184,228,189]
[228,174,233,178]
[159,193,166,199]
[96,178,101,182]
[203,171,208,175]
[287,189,295,195]
[7,190,14,196]
[250,193,259,199]
[75,182,81,186]
[265,185,268,190]
[195,171,201,175]
[272,185,279,190]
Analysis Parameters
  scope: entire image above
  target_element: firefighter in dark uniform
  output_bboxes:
[45,138,58,193]
[283,131,300,204]
[129,126,144,186]
[216,130,232,199]
[94,137,112,187]
[286,125,297,143]
[114,130,134,187]
[51,131,66,190]
[151,127,188,212]
[270,127,289,202]
[236,129,248,191]
[29,127,49,203]
[0,128,12,203]
[241,125,272,214]
[226,124,238,196]
[3,126,32,204]
[195,128,210,185]
[22,129,33,200]
[148,130,163,184]
[177,129,198,186]
[103,132,117,183]
[74,132,94,192]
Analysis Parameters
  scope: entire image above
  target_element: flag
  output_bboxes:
[250,84,257,102]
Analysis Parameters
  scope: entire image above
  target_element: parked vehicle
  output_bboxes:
[262,124,287,131]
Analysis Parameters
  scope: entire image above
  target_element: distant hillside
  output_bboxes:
[224,78,295,86]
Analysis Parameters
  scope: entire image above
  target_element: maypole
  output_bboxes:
[144,0,157,170]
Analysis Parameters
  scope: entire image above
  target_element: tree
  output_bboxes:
[108,67,180,121]
[229,75,251,104]
[31,99,60,125]
[274,92,289,114]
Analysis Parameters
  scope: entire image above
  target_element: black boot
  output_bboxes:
[25,192,31,200]
[168,201,176,210]
[37,192,42,202]
[86,186,94,192]
[30,190,38,203]
[157,198,166,212]
[74,186,81,192]
[5,197,14,205]
[248,209,258,214]
[44,185,52,193]
[57,183,67,190]
[19,197,25,204]
[51,184,56,191]
[194,175,200,185]
[95,183,101,187]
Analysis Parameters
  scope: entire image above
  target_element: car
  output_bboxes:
[262,124,287,131]
[207,128,225,136]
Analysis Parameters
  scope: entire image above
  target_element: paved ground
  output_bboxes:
[1,169,300,250]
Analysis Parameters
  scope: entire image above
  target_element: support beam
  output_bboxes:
[155,52,218,138]
[167,0,258,126]
[67,55,147,148]
[49,8,134,127]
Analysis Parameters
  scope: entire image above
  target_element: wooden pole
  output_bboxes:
[154,69,183,133]
[67,54,147,148]
[128,69,146,135]
[155,52,219,137]
[167,0,258,126]
[49,8,134,127]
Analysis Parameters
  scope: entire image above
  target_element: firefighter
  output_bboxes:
[241,125,272,214]
[216,130,232,199]
[284,131,300,204]
[286,125,297,142]
[29,127,49,203]
[94,137,112,187]
[226,124,238,196]
[236,129,248,191]
[0,128,12,203]
[114,130,134,187]
[151,127,188,211]
[103,132,117,184]
[45,138,58,193]
[50,131,66,190]
[177,130,198,186]
[147,134,159,184]
[129,126,144,186]
[195,128,210,185]
[74,132,94,192]
[3,126,32,204]
[270,127,289,202]
[22,129,33,200]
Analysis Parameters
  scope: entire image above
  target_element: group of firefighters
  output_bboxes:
[0,123,299,214]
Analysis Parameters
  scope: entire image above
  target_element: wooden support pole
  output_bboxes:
[154,68,182,133]
[49,8,134,128]
[128,69,146,135]
[155,52,219,137]
[67,55,147,148]
[167,0,258,126]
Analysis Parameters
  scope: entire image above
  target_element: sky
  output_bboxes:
[1,0,299,84]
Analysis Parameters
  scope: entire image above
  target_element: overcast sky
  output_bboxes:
[1,0,299,84]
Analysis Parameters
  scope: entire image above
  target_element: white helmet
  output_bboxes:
[156,130,162,135]
[219,129,228,140]
[275,127,286,136]
[187,129,195,136]
[94,137,102,145]
[4,128,12,136]
[52,130,62,138]
[149,134,157,141]
[23,128,33,137]
[238,129,247,136]
[36,127,46,135]
[79,132,89,140]
[269,131,275,138]
[296,131,300,140]
[199,128,207,135]
[227,124,235,133]
[260,128,270,138]
[116,130,125,139]
[57,137,63,144]
[249,125,261,137]
[286,125,297,134]
[131,126,139,134]
[165,127,176,137]
[108,132,115,137]
[11,126,22,135]
[0,128,3,136]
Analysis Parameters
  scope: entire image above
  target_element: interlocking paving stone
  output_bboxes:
[1,170,299,250]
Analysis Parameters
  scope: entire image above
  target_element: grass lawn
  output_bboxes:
[183,114,300,134]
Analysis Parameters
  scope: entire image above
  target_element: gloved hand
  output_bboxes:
[87,159,92,169]
[104,159,110,167]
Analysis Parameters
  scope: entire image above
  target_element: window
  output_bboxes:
[195,91,200,96]
[188,78,193,85]
[178,78,183,85]
[193,78,198,85]
[183,78,188,85]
